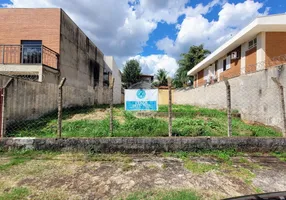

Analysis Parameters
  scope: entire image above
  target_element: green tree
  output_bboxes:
[173,44,210,88]
[122,59,142,88]
[155,69,168,86]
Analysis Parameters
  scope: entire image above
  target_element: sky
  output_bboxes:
[1,0,286,76]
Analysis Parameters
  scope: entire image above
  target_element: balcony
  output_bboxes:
[0,44,59,81]
[0,44,59,68]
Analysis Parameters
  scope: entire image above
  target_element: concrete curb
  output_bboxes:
[0,137,286,153]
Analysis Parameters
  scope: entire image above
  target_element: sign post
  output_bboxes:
[125,89,158,111]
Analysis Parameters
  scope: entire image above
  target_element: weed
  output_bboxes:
[0,150,59,171]
[184,160,218,174]
[221,164,256,185]
[239,157,249,163]
[122,163,134,171]
[123,190,200,200]
[0,187,29,200]
[255,187,264,194]
[115,117,168,137]
[62,118,116,137]
[271,152,286,162]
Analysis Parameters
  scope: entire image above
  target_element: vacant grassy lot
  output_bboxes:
[0,150,285,200]
[7,104,282,138]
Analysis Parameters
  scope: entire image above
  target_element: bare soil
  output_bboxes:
[68,108,108,121]
[68,108,125,123]
[0,153,285,200]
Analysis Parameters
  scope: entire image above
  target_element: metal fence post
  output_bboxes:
[271,77,286,137]
[58,77,66,138]
[224,79,232,137]
[109,78,115,137]
[168,77,172,137]
[0,78,13,138]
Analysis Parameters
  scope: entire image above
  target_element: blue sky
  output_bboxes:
[141,0,286,57]
[1,0,286,75]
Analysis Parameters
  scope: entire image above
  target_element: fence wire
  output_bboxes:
[0,55,285,138]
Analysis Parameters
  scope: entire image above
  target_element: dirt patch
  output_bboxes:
[0,156,10,166]
[1,153,285,200]
[67,108,126,124]
[68,108,108,121]
[251,156,286,192]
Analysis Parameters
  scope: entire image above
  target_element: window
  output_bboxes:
[248,38,257,49]
[93,61,100,87]
[223,59,227,71]
[21,40,42,64]
[215,61,218,72]
[89,60,100,87]
[103,67,110,86]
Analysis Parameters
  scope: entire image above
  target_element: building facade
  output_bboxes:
[0,8,120,104]
[188,14,286,88]
[104,56,123,104]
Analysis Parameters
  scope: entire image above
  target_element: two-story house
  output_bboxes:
[0,8,120,104]
[188,14,286,87]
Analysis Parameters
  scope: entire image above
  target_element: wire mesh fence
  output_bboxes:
[0,54,285,139]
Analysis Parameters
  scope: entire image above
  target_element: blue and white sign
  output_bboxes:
[125,89,158,111]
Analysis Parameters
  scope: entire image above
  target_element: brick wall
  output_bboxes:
[265,32,286,68]
[245,47,257,73]
[0,9,61,53]
[197,70,205,87]
[220,46,241,79]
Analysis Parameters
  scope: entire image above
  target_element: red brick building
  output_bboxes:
[0,8,121,104]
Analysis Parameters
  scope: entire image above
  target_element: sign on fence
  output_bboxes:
[125,89,158,111]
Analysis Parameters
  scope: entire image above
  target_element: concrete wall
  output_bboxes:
[174,65,286,130]
[3,78,58,124]
[1,137,285,153]
[59,10,98,89]
[104,56,122,104]
[59,10,108,104]
[42,66,60,84]
[0,75,105,131]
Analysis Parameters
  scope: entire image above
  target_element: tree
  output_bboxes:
[155,69,168,86]
[122,59,141,88]
[173,44,210,88]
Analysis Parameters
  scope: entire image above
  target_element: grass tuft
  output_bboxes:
[0,187,29,200]
[122,190,200,200]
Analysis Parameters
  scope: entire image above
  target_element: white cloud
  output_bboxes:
[157,0,269,58]
[3,0,270,77]
[134,0,188,24]
[3,0,156,57]
[128,55,179,77]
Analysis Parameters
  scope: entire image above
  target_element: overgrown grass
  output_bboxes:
[7,104,282,138]
[122,190,200,200]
